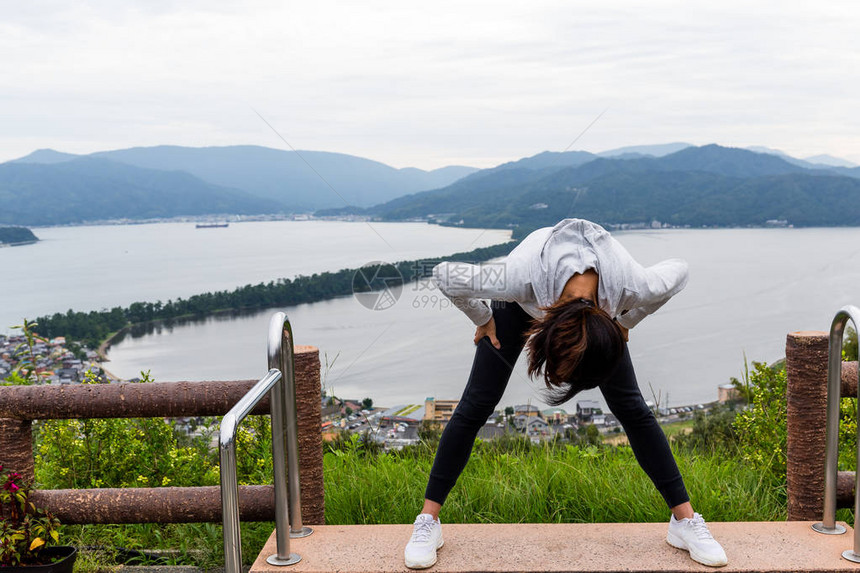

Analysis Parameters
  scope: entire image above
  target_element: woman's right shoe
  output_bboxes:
[404,513,444,569]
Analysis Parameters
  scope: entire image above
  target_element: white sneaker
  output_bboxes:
[667,512,728,567]
[404,513,444,569]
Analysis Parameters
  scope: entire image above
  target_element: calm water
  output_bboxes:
[6,223,860,412]
[105,227,860,411]
[0,221,510,332]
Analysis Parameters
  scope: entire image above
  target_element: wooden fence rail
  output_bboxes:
[0,345,324,525]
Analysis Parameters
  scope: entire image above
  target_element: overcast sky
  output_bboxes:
[2,1,859,169]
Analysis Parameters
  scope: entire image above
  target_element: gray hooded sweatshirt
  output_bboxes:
[431,218,688,329]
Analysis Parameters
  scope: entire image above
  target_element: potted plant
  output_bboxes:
[0,467,75,572]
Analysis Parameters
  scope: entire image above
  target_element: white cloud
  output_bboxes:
[1,0,859,168]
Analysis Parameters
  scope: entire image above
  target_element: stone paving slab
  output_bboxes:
[250,521,860,573]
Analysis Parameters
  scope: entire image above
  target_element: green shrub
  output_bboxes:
[36,416,217,489]
[324,430,384,458]
[839,325,857,473]
[34,373,213,489]
[844,327,858,361]
[35,371,274,490]
[731,358,859,480]
[673,404,739,454]
[732,362,787,478]
[840,397,858,472]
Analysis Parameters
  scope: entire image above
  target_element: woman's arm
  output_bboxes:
[431,261,510,327]
[614,258,689,330]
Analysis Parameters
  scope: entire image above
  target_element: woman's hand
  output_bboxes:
[474,317,501,349]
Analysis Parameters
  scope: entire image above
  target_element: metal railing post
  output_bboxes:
[220,310,315,573]
[219,411,242,573]
[812,306,860,561]
[220,369,299,572]
[267,312,313,539]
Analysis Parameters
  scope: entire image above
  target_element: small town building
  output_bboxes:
[576,400,601,422]
[522,416,551,438]
[477,419,510,440]
[56,367,80,383]
[380,404,425,426]
[513,414,550,434]
[342,400,363,414]
[514,404,541,417]
[718,383,740,403]
[320,396,341,422]
[541,407,568,424]
[424,397,459,426]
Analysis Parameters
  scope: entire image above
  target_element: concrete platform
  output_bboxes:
[250,521,860,572]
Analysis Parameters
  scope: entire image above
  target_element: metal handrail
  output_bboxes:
[268,312,313,541]
[813,305,860,562]
[220,312,311,573]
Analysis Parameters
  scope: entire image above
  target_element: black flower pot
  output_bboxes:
[2,547,77,573]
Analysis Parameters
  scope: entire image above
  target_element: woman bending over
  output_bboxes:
[403,218,727,569]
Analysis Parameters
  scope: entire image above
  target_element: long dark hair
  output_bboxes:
[526,297,624,405]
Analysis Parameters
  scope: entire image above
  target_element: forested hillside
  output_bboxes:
[0,158,281,225]
[0,226,37,244]
[342,145,860,235]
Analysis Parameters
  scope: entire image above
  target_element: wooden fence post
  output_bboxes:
[0,418,34,481]
[785,331,829,521]
[295,345,324,525]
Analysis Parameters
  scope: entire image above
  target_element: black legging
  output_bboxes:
[425,300,689,509]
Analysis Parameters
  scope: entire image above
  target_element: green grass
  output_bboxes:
[61,521,274,571]
[660,419,695,438]
[323,440,787,525]
[56,439,791,569]
[48,436,800,573]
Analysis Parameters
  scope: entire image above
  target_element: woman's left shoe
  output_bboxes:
[404,513,444,569]
[666,512,728,567]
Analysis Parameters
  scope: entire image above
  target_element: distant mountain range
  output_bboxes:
[597,142,858,168]
[3,145,479,225]
[320,144,860,235]
[0,157,281,226]
[4,142,860,228]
